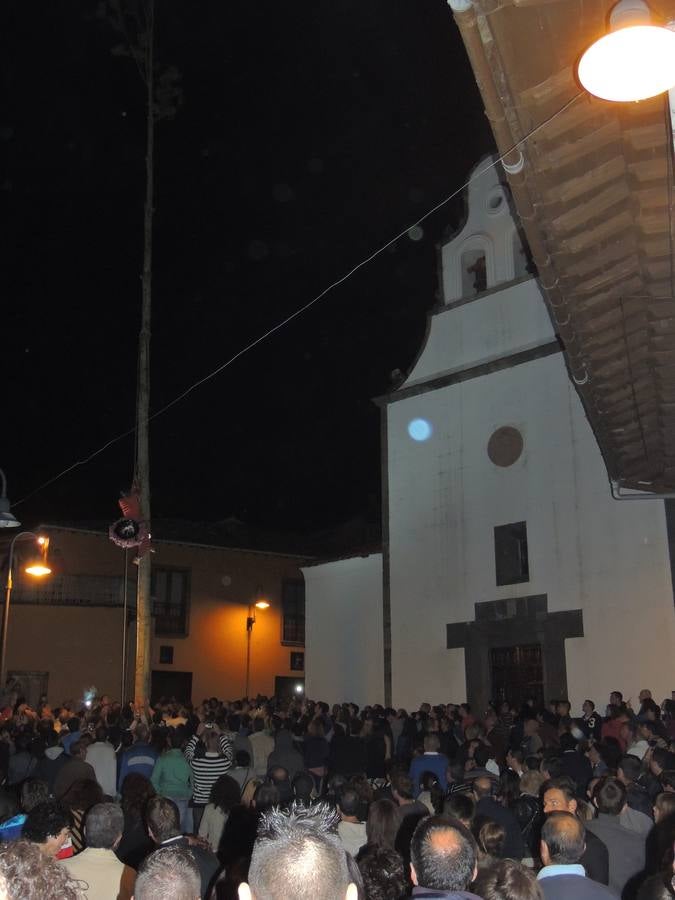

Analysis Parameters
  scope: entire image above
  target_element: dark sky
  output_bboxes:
[2,1,493,535]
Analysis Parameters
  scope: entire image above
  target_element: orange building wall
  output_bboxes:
[7,527,305,704]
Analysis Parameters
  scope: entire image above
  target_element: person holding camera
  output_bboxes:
[184,722,233,831]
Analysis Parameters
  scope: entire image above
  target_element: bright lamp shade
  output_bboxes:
[578,25,675,101]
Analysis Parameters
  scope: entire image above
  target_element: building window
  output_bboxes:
[290,651,305,672]
[159,645,174,665]
[282,580,305,646]
[152,568,190,636]
[494,522,529,586]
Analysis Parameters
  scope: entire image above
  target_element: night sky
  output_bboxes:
[2,1,493,537]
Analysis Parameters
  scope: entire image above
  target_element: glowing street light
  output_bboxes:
[245,586,268,698]
[1,533,52,687]
[578,0,675,102]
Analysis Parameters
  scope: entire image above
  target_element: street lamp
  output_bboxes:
[578,0,675,102]
[244,586,269,699]
[1,533,51,688]
[0,470,20,529]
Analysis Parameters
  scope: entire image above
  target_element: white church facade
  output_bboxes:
[303,159,675,713]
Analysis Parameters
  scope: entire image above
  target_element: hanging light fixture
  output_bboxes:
[24,536,52,577]
[578,0,675,102]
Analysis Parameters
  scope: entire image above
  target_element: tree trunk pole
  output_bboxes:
[134,0,154,706]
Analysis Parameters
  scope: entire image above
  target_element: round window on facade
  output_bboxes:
[487,426,524,467]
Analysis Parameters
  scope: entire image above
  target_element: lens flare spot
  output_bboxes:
[408,418,432,441]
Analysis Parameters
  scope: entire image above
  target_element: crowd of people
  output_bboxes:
[0,685,673,899]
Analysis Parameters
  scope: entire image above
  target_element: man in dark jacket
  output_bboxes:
[537,812,616,900]
[586,777,646,898]
[542,777,609,885]
[146,796,218,899]
[472,776,524,860]
[410,814,482,899]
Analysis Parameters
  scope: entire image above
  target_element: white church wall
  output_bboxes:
[302,554,384,707]
[404,278,555,388]
[387,347,675,710]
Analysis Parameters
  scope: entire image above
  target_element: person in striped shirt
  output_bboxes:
[184,725,233,831]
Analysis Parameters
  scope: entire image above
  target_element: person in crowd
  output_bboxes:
[358,846,408,899]
[249,718,274,778]
[54,739,96,800]
[580,701,602,741]
[654,791,675,823]
[7,732,37,785]
[409,733,450,797]
[558,732,592,797]
[473,859,544,900]
[146,795,219,898]
[35,728,70,792]
[586,776,647,897]
[151,728,193,833]
[542,775,609,885]
[336,786,367,858]
[444,793,476,831]
[62,717,83,755]
[537,811,616,900]
[229,750,255,792]
[133,845,201,900]
[267,765,294,807]
[198,774,240,854]
[0,839,83,900]
[303,718,330,791]
[117,773,156,869]
[506,748,525,778]
[471,775,524,860]
[118,724,159,791]
[61,801,135,899]
[184,725,234,832]
[61,778,105,855]
[475,819,506,871]
[619,755,654,818]
[409,814,482,899]
[238,802,360,900]
[267,727,304,781]
[85,725,117,797]
[357,798,401,860]
[22,799,71,858]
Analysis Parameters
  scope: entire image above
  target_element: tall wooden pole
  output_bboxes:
[134,0,154,705]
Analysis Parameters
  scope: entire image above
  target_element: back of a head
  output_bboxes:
[366,799,400,850]
[338,788,360,819]
[593,776,627,816]
[292,772,314,804]
[473,776,493,800]
[541,811,585,865]
[23,801,69,846]
[0,840,83,900]
[134,846,201,900]
[478,819,506,858]
[410,815,477,892]
[85,802,124,849]
[357,847,407,900]
[619,754,642,783]
[443,793,475,828]
[146,796,181,843]
[392,773,414,801]
[20,779,49,813]
[473,858,544,900]
[248,802,353,900]
[95,725,108,744]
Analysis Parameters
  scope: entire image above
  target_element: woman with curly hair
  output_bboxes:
[0,840,84,899]
[117,773,156,869]
[59,778,104,855]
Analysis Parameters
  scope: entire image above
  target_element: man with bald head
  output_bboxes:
[537,812,616,900]
[471,776,524,860]
[409,815,482,899]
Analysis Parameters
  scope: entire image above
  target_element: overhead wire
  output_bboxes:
[11,90,585,509]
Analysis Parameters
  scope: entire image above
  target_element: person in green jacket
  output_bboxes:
[151,730,193,833]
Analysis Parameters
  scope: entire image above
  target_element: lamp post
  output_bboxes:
[0,469,21,529]
[244,587,269,699]
[1,532,51,689]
